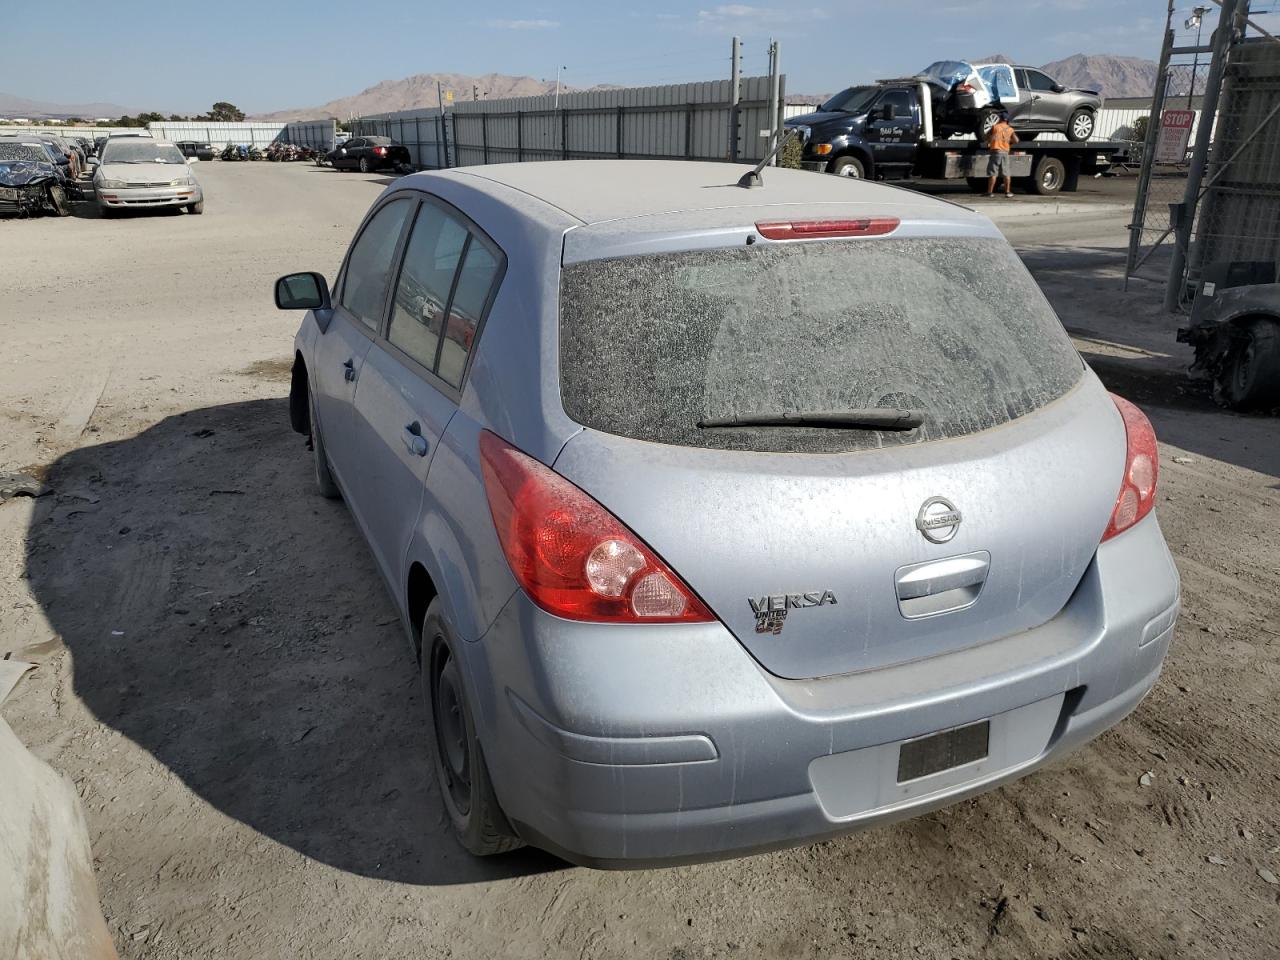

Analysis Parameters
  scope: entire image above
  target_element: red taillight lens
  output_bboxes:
[755,218,900,240]
[375,146,387,155]
[1101,394,1158,541]
[478,432,715,623]
[957,82,974,93]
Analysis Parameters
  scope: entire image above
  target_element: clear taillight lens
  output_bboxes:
[478,431,715,623]
[1101,394,1159,541]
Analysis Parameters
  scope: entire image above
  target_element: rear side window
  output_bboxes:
[340,198,412,330]
[559,237,1083,454]
[878,91,914,119]
[1025,70,1057,92]
[438,241,500,387]
[387,203,468,370]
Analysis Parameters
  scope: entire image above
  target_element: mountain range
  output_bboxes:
[251,73,618,121]
[979,53,1161,97]
[0,92,141,120]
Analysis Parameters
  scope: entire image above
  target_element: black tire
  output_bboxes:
[829,155,865,179]
[966,176,989,194]
[187,200,204,215]
[1216,318,1280,411]
[307,386,341,499]
[977,108,1001,141]
[359,156,371,173]
[1032,156,1066,195]
[1067,108,1095,142]
[421,600,523,857]
[49,185,70,217]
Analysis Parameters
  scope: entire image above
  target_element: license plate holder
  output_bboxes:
[897,720,990,783]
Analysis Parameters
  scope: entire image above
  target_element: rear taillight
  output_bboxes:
[479,432,715,623]
[755,218,899,240]
[956,82,974,93]
[1101,394,1158,541]
[375,146,387,156]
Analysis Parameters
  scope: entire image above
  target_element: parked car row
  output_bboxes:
[0,132,206,219]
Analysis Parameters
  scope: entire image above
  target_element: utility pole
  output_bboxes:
[729,36,742,161]
[1185,5,1209,109]
[437,80,450,168]
[767,39,781,165]
[554,65,566,110]
[473,84,479,102]
[1165,0,1241,311]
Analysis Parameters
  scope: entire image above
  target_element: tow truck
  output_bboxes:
[785,77,1125,195]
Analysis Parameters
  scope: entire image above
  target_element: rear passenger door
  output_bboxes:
[351,194,504,590]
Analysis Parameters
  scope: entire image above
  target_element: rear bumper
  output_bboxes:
[464,512,1179,867]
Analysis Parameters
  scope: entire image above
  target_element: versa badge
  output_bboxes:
[749,591,838,635]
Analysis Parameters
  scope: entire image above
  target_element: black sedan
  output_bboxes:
[330,136,413,173]
[176,141,217,161]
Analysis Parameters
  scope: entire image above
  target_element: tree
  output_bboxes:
[169,113,186,122]
[208,102,245,122]
[137,111,165,125]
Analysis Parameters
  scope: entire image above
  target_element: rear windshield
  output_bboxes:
[559,236,1082,453]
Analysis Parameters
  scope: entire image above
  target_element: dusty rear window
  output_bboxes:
[558,236,1082,453]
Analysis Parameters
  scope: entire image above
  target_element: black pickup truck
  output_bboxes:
[785,79,1123,195]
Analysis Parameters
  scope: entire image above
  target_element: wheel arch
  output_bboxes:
[829,146,874,177]
[289,351,310,435]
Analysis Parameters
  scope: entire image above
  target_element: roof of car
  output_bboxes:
[435,160,975,226]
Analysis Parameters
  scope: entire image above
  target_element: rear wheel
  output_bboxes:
[1067,109,1095,142]
[829,156,865,179]
[1215,318,1280,410]
[1032,156,1066,195]
[359,156,371,173]
[421,600,522,856]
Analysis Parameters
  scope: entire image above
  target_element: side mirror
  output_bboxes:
[275,272,331,311]
[87,157,100,168]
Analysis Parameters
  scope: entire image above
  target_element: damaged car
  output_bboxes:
[0,141,69,217]
[921,60,1102,141]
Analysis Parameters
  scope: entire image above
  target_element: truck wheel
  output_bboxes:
[830,156,865,178]
[1216,318,1280,410]
[1032,156,1066,195]
[1067,109,1095,142]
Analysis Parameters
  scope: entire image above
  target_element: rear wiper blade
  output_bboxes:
[698,408,925,431]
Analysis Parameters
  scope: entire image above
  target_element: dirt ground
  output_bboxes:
[1,162,1278,960]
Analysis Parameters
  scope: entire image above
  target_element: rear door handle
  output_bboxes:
[402,422,428,457]
[342,358,356,383]
[895,551,990,619]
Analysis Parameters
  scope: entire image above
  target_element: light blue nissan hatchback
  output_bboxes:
[275,160,1180,867]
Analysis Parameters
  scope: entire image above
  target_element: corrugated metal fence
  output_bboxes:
[352,75,783,169]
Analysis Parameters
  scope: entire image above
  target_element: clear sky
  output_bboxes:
[0,0,1191,114]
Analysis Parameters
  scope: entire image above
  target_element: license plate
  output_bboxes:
[897,720,990,783]
[0,187,18,201]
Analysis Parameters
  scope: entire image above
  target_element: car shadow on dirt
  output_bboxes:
[23,397,564,885]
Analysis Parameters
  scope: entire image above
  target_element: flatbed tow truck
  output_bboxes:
[785,78,1126,195]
